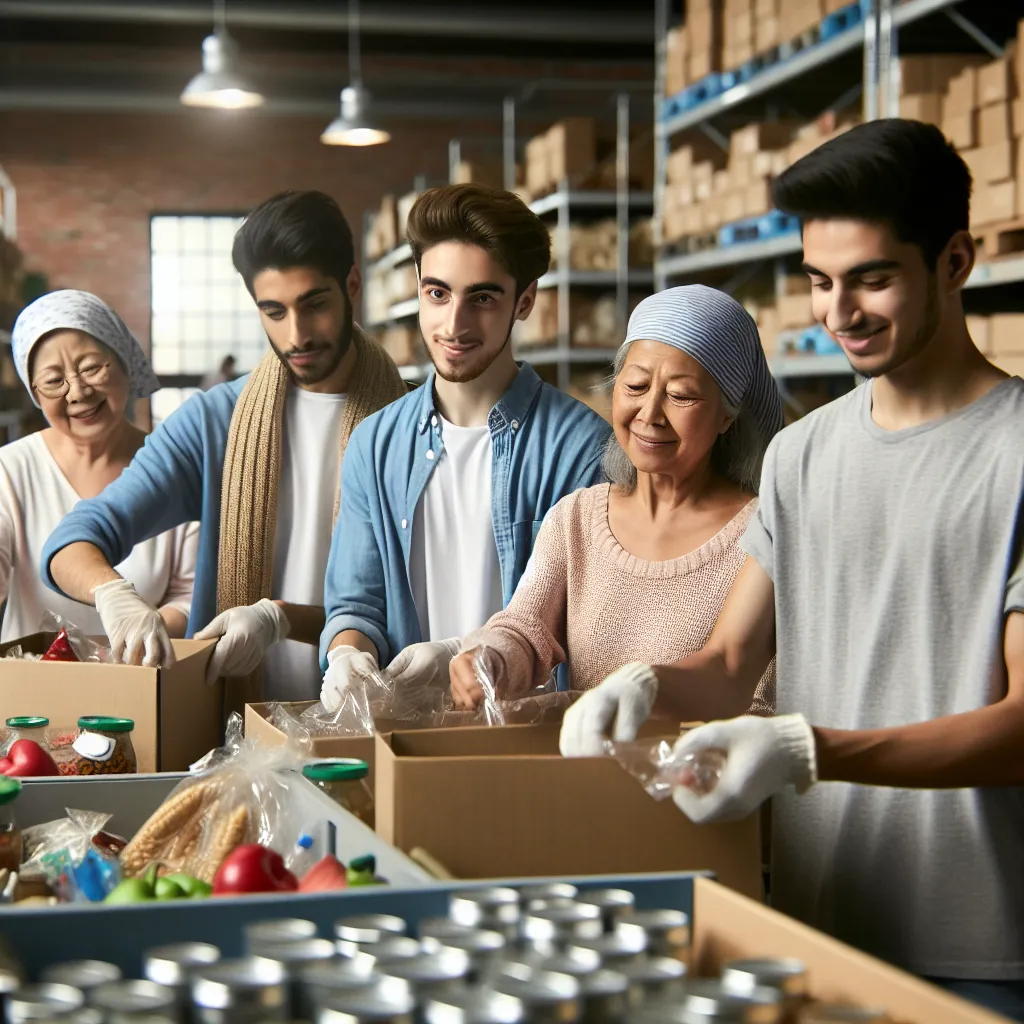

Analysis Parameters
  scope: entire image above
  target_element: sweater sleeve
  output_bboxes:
[463,498,572,699]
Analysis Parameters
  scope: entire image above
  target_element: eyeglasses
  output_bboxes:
[32,362,112,400]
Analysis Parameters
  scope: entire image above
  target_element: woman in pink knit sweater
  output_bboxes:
[449,285,783,717]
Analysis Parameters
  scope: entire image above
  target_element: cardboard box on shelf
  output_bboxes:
[378,324,423,367]
[754,16,780,53]
[723,191,745,224]
[744,179,773,219]
[966,315,990,355]
[525,134,549,196]
[713,168,731,194]
[822,0,851,11]
[547,117,598,188]
[900,55,986,98]
[990,313,1024,356]
[375,724,762,896]
[452,161,503,189]
[377,194,398,254]
[780,0,823,41]
[972,179,1016,228]
[731,120,798,158]
[1015,98,1024,138]
[941,110,977,151]
[753,0,777,15]
[395,192,419,240]
[898,93,942,126]
[994,354,1024,378]
[781,273,811,296]
[0,634,219,773]
[942,67,978,118]
[976,140,1016,184]
[666,25,689,97]
[777,293,814,330]
[977,55,1017,108]
[979,102,1012,148]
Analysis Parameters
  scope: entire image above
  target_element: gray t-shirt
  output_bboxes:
[742,376,1024,980]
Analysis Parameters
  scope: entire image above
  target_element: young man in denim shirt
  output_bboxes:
[320,184,611,707]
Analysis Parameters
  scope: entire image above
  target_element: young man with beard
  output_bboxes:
[44,190,407,703]
[319,184,611,708]
[561,120,1024,1018]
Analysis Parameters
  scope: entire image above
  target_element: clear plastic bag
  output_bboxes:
[2,612,109,664]
[118,712,313,882]
[604,736,727,800]
[21,809,122,901]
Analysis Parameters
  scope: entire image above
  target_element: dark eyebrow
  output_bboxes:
[255,285,332,311]
[801,259,900,278]
[420,277,505,296]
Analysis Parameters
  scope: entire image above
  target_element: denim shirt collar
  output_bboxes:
[416,362,543,435]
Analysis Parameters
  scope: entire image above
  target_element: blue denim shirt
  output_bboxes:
[320,363,611,668]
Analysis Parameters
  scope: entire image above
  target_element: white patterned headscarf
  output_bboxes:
[11,290,160,408]
[619,285,783,451]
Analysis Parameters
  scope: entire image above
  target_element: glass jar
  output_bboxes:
[0,777,23,873]
[72,718,137,775]
[302,759,374,826]
[1,717,50,757]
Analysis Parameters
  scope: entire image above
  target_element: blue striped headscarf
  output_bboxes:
[619,285,783,450]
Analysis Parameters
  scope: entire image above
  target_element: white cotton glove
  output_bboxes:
[93,578,175,668]
[193,599,291,685]
[559,663,659,758]
[385,638,461,689]
[320,645,379,712]
[670,714,818,824]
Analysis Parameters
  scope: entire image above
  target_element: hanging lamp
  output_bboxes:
[181,0,264,110]
[321,0,390,146]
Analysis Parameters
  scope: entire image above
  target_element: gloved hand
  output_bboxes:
[320,645,379,712]
[670,714,817,824]
[559,663,658,757]
[385,638,461,689]
[194,599,291,685]
[93,578,175,668]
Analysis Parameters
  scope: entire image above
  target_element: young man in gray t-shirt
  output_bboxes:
[561,120,1024,1019]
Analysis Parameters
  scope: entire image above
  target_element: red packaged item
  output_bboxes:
[0,739,61,777]
[41,630,78,663]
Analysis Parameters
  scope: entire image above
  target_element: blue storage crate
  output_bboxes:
[0,872,704,979]
[718,210,800,248]
[796,325,843,356]
[819,2,865,42]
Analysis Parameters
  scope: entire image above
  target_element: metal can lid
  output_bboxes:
[366,938,422,965]
[244,918,318,947]
[576,889,636,913]
[40,962,122,991]
[580,968,629,998]
[424,988,526,1024]
[299,954,379,990]
[191,957,289,1010]
[303,759,370,782]
[516,883,578,906]
[421,929,506,959]
[417,919,478,942]
[570,921,648,961]
[9,984,86,1020]
[0,969,21,995]
[494,963,581,1007]
[76,716,134,733]
[449,888,521,928]
[521,905,603,944]
[335,915,408,944]
[6,717,48,729]
[683,980,780,1020]
[316,976,416,1022]
[542,948,603,978]
[142,944,221,987]
[90,981,177,1014]
[623,909,689,934]
[800,1008,890,1023]
[30,1011,104,1024]
[380,950,471,985]
[722,958,807,998]
[248,939,337,966]
[619,956,688,985]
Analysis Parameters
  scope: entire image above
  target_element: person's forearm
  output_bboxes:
[49,542,121,604]
[275,602,325,646]
[652,646,770,724]
[330,629,379,660]
[159,606,188,639]
[815,697,1024,788]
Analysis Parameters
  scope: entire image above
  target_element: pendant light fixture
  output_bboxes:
[321,0,390,146]
[181,0,264,110]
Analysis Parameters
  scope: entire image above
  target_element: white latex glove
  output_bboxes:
[321,644,379,712]
[93,578,175,668]
[670,714,818,824]
[559,663,658,757]
[193,599,291,685]
[385,638,461,689]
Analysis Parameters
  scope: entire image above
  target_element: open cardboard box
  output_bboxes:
[0,633,221,773]
[375,723,763,899]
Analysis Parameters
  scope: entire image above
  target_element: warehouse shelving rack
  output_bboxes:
[363,95,655,391]
[652,0,1023,386]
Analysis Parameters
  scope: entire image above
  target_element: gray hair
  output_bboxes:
[601,345,768,495]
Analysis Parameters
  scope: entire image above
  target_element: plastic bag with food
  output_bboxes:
[603,735,727,800]
[118,712,312,883]
[21,809,124,901]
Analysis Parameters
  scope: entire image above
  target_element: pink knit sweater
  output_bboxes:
[465,484,775,715]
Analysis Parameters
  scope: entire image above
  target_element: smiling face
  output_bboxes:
[612,339,734,483]
[800,219,966,379]
[30,330,130,442]
[253,265,356,389]
[418,241,536,384]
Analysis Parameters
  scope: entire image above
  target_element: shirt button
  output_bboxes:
[426,449,435,460]
[401,519,408,529]
[511,419,519,431]
[431,415,438,427]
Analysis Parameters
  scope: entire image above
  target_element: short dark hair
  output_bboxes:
[232,190,355,295]
[772,119,972,269]
[406,184,551,295]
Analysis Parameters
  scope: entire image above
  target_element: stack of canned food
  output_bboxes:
[1,882,889,1024]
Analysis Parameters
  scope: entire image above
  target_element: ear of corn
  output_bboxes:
[120,781,210,877]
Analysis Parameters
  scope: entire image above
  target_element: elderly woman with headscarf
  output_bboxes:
[0,290,198,643]
[448,285,782,726]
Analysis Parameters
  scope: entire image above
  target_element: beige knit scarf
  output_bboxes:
[216,326,408,710]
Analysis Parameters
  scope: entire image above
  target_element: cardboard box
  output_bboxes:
[731,119,798,157]
[713,168,731,194]
[942,110,977,150]
[377,194,398,254]
[525,134,549,196]
[753,0,776,15]
[781,273,811,296]
[966,314,990,355]
[547,118,597,188]
[754,16,780,53]
[452,162,503,190]
[972,179,1016,227]
[990,313,1024,356]
[777,292,814,329]
[781,0,823,40]
[1015,97,1024,138]
[0,634,219,773]
[723,191,745,224]
[395,191,419,239]
[666,25,689,97]
[744,178,772,218]
[977,55,1016,108]
[898,93,942,126]
[943,67,978,118]
[994,355,1024,378]
[378,324,423,367]
[976,140,1015,183]
[979,102,1012,148]
[375,725,763,896]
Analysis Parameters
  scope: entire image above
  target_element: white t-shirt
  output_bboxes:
[410,416,504,643]
[0,431,199,643]
[266,386,346,700]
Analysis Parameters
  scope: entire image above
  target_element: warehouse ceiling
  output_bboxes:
[0,0,656,124]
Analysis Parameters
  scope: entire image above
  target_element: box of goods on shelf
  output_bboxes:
[548,219,654,272]
[451,160,504,190]
[970,312,1024,378]
[365,191,420,264]
[377,323,428,369]
[567,368,612,422]
[518,291,645,350]
[522,117,654,202]
[384,262,418,306]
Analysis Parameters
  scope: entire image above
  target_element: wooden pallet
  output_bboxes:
[973,217,1024,260]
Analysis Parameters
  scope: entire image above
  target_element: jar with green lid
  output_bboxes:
[1,717,50,757]
[0,778,23,873]
[302,759,374,826]
[72,718,137,775]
